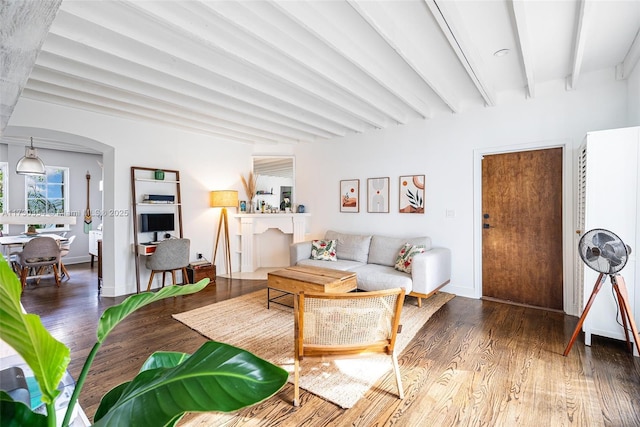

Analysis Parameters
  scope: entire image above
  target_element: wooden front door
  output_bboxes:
[482,148,563,310]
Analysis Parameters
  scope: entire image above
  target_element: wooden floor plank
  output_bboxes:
[16,263,640,426]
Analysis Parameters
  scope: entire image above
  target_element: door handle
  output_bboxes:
[483,223,490,229]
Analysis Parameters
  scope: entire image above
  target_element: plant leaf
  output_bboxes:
[96,279,210,342]
[139,351,189,372]
[93,341,288,426]
[0,391,48,427]
[95,352,191,424]
[0,258,69,405]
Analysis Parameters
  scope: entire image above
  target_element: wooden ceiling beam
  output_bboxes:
[208,0,427,122]
[425,0,496,107]
[567,0,594,91]
[29,68,318,144]
[21,87,285,145]
[349,0,457,114]
[33,51,337,141]
[121,0,389,129]
[617,28,640,80]
[510,0,536,98]
[53,4,371,134]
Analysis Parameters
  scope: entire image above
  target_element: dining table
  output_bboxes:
[0,234,70,274]
[0,234,69,252]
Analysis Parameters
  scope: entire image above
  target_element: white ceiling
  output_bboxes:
[2,0,639,146]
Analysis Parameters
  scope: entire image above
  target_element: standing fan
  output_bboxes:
[564,228,640,356]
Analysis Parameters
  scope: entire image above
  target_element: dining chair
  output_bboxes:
[145,238,190,291]
[16,237,61,288]
[59,235,76,279]
[293,287,406,406]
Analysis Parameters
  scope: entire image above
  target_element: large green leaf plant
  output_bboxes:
[0,257,288,426]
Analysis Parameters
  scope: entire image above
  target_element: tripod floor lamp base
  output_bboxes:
[210,190,238,278]
[563,273,640,357]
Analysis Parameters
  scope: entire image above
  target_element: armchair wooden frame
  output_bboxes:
[293,288,406,406]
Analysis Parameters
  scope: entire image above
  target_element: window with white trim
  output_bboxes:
[25,167,69,229]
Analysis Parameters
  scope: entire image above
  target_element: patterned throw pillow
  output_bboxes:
[394,243,426,273]
[310,239,337,261]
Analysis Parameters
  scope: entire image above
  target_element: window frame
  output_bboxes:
[24,166,70,230]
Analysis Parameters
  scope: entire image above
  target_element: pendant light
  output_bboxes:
[16,137,45,175]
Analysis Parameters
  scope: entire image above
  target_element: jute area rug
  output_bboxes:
[172,289,454,409]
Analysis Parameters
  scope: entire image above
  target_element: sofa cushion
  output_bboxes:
[368,235,431,267]
[310,239,337,261]
[353,264,413,293]
[394,243,426,273]
[297,258,365,271]
[325,230,372,263]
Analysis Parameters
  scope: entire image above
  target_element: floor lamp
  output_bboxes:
[210,190,238,277]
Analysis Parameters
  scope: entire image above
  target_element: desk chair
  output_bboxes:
[293,288,406,406]
[59,235,75,279]
[145,238,190,291]
[16,237,61,288]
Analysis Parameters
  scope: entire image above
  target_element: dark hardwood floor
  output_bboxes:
[18,263,640,426]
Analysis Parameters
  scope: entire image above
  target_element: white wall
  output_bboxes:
[628,62,640,126]
[293,69,630,313]
[8,98,254,297]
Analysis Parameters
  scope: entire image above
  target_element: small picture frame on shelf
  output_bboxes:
[239,200,247,212]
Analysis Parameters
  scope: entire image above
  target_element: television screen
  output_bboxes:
[140,213,175,233]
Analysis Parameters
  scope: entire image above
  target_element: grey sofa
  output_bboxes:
[290,230,451,306]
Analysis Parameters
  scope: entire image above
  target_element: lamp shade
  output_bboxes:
[210,190,238,208]
[16,138,45,175]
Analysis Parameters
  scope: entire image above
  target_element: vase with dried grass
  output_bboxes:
[241,172,257,213]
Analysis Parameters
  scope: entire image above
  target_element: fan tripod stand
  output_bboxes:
[564,272,640,356]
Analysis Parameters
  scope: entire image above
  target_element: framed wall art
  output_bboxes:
[340,179,359,212]
[399,175,425,213]
[367,177,389,213]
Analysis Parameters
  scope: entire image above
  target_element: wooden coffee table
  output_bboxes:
[267,265,357,309]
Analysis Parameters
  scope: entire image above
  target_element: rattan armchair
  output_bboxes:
[293,288,406,406]
[145,238,190,291]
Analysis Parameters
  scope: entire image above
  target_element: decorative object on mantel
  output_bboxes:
[16,137,45,175]
[399,175,425,214]
[154,169,165,180]
[297,204,305,213]
[340,179,359,213]
[240,172,257,213]
[210,190,238,276]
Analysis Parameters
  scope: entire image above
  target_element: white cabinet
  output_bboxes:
[89,230,102,266]
[579,126,640,351]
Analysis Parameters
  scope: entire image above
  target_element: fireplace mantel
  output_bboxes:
[233,213,310,272]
